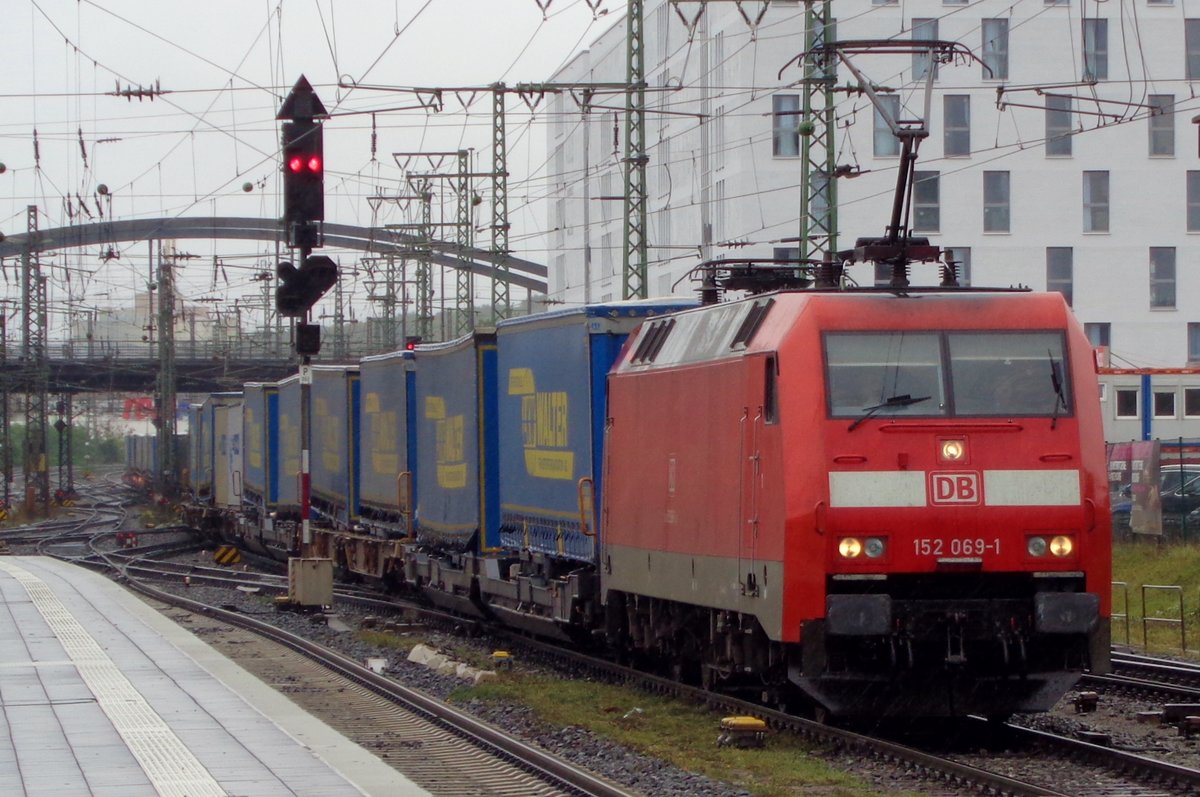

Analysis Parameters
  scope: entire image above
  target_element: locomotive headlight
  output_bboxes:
[838,537,863,558]
[939,439,966,462]
[1049,535,1074,557]
[1027,536,1048,557]
[864,537,885,558]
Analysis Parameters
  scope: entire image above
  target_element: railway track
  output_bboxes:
[12,505,1200,796]
[116,542,1200,797]
[131,584,635,797]
[21,525,639,797]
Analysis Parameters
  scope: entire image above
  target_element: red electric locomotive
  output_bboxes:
[602,287,1111,719]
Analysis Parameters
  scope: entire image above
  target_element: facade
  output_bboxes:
[546,1,1200,374]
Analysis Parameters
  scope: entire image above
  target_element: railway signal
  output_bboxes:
[282,122,323,225]
[276,255,338,318]
[276,75,328,250]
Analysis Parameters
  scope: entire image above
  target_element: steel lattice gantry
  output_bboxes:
[800,0,837,265]
[622,0,648,300]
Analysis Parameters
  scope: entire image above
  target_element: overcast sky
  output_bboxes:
[0,0,625,326]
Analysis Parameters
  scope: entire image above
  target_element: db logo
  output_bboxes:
[929,472,982,505]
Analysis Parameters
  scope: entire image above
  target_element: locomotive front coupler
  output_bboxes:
[945,612,968,666]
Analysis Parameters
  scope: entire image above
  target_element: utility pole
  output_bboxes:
[21,205,50,516]
[417,188,434,340]
[455,150,474,335]
[0,308,10,513]
[800,1,837,265]
[622,0,648,299]
[491,84,511,320]
[54,393,74,502]
[155,243,178,494]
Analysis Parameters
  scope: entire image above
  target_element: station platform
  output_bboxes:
[0,556,428,797]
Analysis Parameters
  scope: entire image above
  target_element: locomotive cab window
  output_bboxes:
[825,333,946,418]
[948,332,1071,417]
[824,330,1072,419]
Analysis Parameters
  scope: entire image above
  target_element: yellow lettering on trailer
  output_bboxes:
[245,406,263,469]
[435,414,466,489]
[508,368,535,395]
[519,388,573,479]
[371,410,399,475]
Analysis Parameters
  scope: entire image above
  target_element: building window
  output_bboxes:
[944,95,970,157]
[1150,247,1177,309]
[657,135,671,197]
[1045,95,1073,156]
[772,94,800,157]
[1185,387,1200,417]
[601,232,614,277]
[944,246,971,286]
[1047,247,1073,305]
[912,18,938,81]
[1115,388,1139,419]
[982,19,1009,80]
[600,172,614,222]
[713,179,726,243]
[874,95,900,157]
[1082,19,1108,81]
[655,2,670,63]
[1154,391,1177,419]
[1149,94,1175,156]
[553,254,566,293]
[1189,172,1200,231]
[1085,322,1110,348]
[983,171,1010,232]
[1188,20,1200,79]
[1190,323,1200,363]
[912,171,940,232]
[712,107,724,172]
[1083,171,1109,232]
[657,208,671,262]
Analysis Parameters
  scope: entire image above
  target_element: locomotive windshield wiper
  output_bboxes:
[1048,351,1067,430]
[848,394,931,431]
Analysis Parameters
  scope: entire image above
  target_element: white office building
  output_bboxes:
[545,0,1200,372]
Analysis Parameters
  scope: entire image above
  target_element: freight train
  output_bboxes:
[128,285,1112,721]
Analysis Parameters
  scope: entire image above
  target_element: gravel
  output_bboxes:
[149,576,761,797]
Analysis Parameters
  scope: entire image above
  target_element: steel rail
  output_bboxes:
[105,574,638,797]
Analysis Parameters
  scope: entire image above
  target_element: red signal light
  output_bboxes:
[288,155,304,173]
[307,155,322,173]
